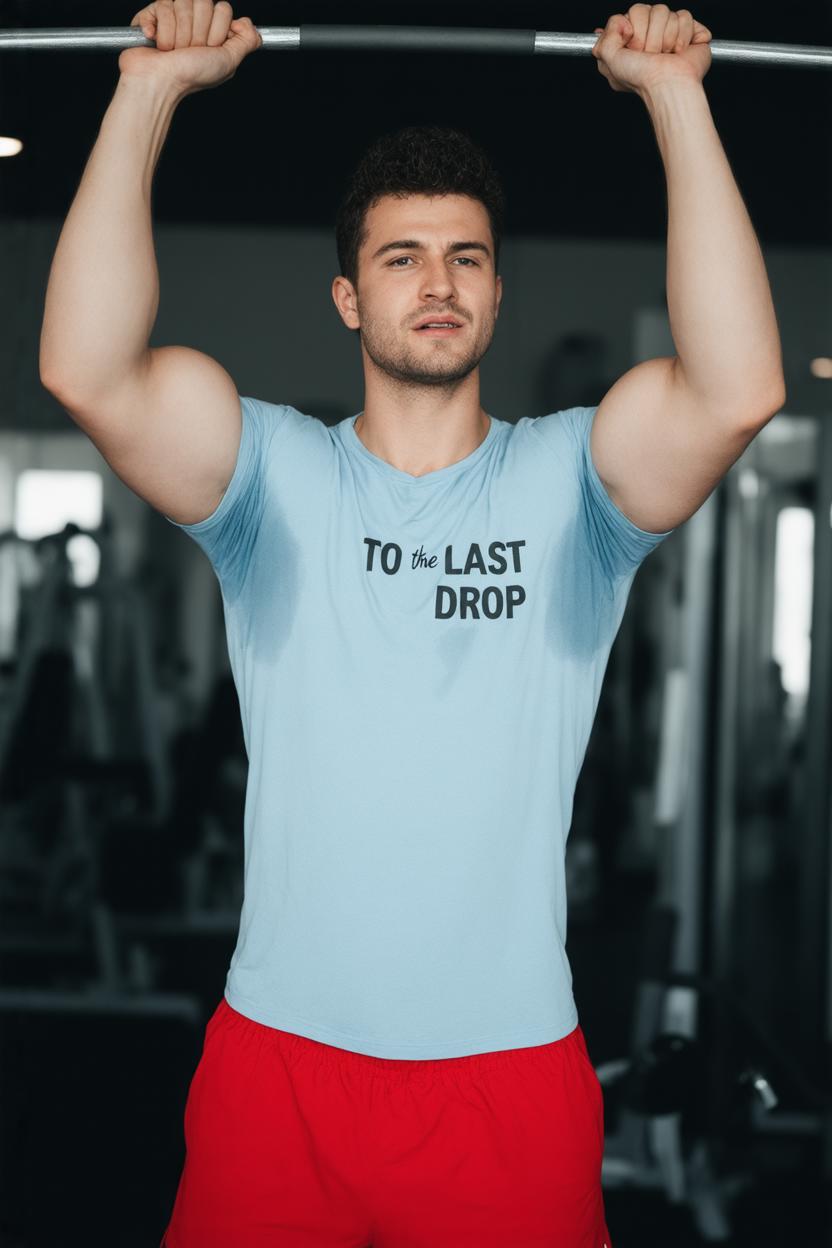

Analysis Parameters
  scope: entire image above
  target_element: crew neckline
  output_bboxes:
[343,411,499,486]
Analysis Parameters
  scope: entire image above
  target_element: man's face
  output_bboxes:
[333,193,503,388]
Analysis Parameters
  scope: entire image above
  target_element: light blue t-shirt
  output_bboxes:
[168,396,672,1058]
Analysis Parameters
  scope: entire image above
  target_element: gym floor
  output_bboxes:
[604,1173,829,1246]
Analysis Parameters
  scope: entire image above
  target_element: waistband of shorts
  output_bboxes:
[215,997,583,1082]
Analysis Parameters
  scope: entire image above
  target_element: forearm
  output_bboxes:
[641,78,785,414]
[39,73,184,400]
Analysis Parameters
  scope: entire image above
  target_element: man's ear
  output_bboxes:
[495,274,503,319]
[332,275,360,330]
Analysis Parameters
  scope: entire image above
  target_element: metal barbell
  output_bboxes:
[0,26,830,69]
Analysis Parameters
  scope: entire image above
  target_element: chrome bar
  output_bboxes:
[534,32,832,68]
[0,25,830,69]
[0,26,301,51]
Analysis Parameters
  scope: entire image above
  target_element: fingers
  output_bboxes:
[173,0,193,50]
[662,11,680,51]
[130,6,155,37]
[626,3,651,50]
[675,9,694,50]
[595,13,635,55]
[191,0,215,44]
[154,0,175,50]
[645,5,673,53]
[135,0,241,51]
[622,5,712,51]
[226,15,263,58]
[207,0,235,47]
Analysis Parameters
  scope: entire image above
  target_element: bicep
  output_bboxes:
[51,345,243,526]
[591,356,773,535]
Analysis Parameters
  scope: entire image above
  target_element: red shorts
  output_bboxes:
[161,996,613,1248]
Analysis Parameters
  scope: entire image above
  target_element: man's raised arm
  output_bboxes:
[39,1,262,526]
[586,5,786,536]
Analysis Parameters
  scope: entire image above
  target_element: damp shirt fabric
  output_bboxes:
[166,397,673,1059]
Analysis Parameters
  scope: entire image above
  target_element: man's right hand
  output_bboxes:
[121,0,262,95]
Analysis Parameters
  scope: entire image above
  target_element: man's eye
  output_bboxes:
[388,257,477,267]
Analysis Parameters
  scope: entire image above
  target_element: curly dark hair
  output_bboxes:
[335,125,506,289]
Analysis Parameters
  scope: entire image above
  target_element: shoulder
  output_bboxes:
[511,408,595,465]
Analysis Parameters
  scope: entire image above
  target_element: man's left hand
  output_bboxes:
[592,4,712,95]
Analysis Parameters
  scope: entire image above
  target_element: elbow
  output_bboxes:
[39,369,62,397]
[39,350,69,398]
[38,328,61,395]
[727,376,787,430]
[39,334,79,400]
[758,355,788,417]
[38,369,91,424]
[39,362,88,406]
[750,378,787,425]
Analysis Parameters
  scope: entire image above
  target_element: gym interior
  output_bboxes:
[0,1,830,1244]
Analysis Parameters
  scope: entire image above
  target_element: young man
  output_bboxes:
[38,3,785,1245]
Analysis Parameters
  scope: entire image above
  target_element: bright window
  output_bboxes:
[14,469,103,587]
[772,506,814,701]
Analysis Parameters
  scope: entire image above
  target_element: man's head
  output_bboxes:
[332,126,505,390]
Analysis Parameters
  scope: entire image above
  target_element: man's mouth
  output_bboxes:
[414,322,463,335]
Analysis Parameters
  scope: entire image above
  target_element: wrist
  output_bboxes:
[116,70,188,110]
[638,76,712,140]
[638,73,707,110]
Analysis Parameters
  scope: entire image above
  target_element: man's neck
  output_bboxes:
[354,404,491,478]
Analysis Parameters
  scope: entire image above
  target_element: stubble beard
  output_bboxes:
[358,315,495,390]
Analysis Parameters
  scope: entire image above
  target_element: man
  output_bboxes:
[38,3,786,1245]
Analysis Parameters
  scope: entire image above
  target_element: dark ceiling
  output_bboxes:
[1,1,830,247]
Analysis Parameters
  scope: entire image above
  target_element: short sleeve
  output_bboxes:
[165,394,283,598]
[565,405,674,582]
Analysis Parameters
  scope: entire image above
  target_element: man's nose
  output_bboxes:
[419,259,458,298]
